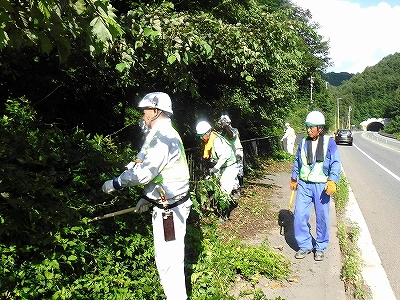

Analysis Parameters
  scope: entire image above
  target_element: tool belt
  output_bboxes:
[141,193,190,210]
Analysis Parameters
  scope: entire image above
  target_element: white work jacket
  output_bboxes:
[117,118,190,200]
[211,134,236,170]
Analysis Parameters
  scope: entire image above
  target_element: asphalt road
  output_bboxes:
[338,130,400,298]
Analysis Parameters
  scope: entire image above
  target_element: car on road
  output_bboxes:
[334,129,353,146]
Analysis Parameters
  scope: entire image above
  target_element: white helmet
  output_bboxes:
[218,114,231,124]
[305,111,325,126]
[138,92,173,114]
[196,121,212,136]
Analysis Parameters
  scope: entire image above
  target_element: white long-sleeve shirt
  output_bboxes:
[116,118,190,201]
[211,134,236,170]
[282,126,296,140]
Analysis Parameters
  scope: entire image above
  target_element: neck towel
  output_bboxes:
[306,136,324,165]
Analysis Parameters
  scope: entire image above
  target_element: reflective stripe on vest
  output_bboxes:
[143,128,190,184]
[211,133,236,168]
[299,135,330,183]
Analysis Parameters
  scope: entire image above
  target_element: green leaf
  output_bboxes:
[55,36,71,62]
[0,29,9,49]
[90,16,112,43]
[37,0,51,19]
[72,0,86,15]
[143,27,160,38]
[167,54,176,64]
[68,255,77,261]
[116,62,127,72]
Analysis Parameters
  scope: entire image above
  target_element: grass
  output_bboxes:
[334,173,370,299]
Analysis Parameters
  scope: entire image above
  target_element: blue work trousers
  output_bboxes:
[294,180,330,251]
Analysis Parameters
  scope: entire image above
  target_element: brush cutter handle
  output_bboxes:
[288,190,295,210]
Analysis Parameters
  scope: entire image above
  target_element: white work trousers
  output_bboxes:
[220,163,239,194]
[152,199,192,300]
[236,148,244,177]
[286,138,295,155]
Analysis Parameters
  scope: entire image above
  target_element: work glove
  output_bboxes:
[325,180,337,195]
[134,198,152,213]
[290,178,298,191]
[219,116,228,125]
[209,167,219,175]
[102,180,115,194]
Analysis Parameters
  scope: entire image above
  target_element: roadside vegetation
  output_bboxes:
[0,99,291,299]
[334,174,370,299]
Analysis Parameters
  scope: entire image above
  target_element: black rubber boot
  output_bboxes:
[238,176,244,188]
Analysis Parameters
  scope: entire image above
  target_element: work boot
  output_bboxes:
[294,248,312,259]
[231,189,241,200]
[314,250,324,261]
[238,176,245,188]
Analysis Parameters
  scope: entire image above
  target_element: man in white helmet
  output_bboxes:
[195,120,239,203]
[218,114,244,192]
[289,111,341,261]
[281,122,296,155]
[102,92,192,300]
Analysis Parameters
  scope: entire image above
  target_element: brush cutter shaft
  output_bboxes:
[89,207,136,222]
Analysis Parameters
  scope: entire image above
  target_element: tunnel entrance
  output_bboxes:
[366,122,384,131]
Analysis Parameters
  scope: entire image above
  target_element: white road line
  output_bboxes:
[354,144,400,182]
[344,184,396,300]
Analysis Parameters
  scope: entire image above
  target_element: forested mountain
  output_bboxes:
[323,72,354,86]
[331,53,400,134]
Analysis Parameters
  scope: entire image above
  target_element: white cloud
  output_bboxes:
[292,0,400,73]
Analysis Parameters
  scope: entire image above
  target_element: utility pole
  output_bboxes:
[347,106,352,129]
[336,98,342,130]
[310,76,314,105]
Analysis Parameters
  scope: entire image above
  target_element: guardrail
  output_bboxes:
[362,131,400,151]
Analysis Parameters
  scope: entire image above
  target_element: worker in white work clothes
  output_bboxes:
[195,120,239,197]
[218,114,244,192]
[102,92,192,300]
[281,122,296,155]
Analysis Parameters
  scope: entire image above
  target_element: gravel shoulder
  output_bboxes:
[217,160,346,300]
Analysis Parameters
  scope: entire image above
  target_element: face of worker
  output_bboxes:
[201,132,210,142]
[142,107,158,127]
[306,126,322,140]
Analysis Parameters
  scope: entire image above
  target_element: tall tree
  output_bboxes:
[0,0,123,61]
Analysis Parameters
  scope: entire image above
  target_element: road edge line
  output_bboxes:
[345,184,396,299]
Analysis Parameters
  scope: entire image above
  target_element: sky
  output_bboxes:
[291,0,400,74]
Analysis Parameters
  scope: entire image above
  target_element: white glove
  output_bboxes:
[125,161,135,169]
[219,116,229,126]
[102,180,115,194]
[134,198,152,213]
